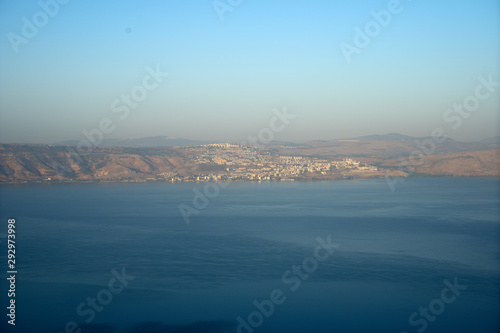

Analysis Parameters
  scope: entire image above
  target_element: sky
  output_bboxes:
[0,0,498,144]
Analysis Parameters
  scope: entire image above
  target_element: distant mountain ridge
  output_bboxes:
[50,133,500,149]
[349,133,415,141]
[55,136,213,147]
[481,136,500,144]
[294,134,498,158]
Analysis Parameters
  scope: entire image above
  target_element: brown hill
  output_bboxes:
[0,144,498,183]
[284,137,496,158]
[380,150,500,177]
[0,144,192,182]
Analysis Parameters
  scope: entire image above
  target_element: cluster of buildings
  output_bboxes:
[156,144,378,182]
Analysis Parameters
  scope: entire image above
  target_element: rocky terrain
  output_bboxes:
[380,150,500,177]
[0,145,188,182]
[0,136,498,183]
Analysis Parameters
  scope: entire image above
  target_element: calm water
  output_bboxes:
[0,178,499,333]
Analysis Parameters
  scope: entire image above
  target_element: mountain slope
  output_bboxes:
[380,150,500,176]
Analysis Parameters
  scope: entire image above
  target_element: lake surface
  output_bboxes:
[1,178,499,333]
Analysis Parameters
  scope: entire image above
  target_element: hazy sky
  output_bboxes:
[0,0,498,144]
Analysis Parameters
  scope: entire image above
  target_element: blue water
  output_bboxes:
[0,178,499,333]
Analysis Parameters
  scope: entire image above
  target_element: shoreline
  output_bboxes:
[1,174,499,186]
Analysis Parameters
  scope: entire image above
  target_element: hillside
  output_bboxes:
[0,145,194,182]
[0,143,498,183]
[288,137,497,158]
[380,150,500,177]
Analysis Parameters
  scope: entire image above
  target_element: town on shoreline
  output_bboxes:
[0,141,498,184]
